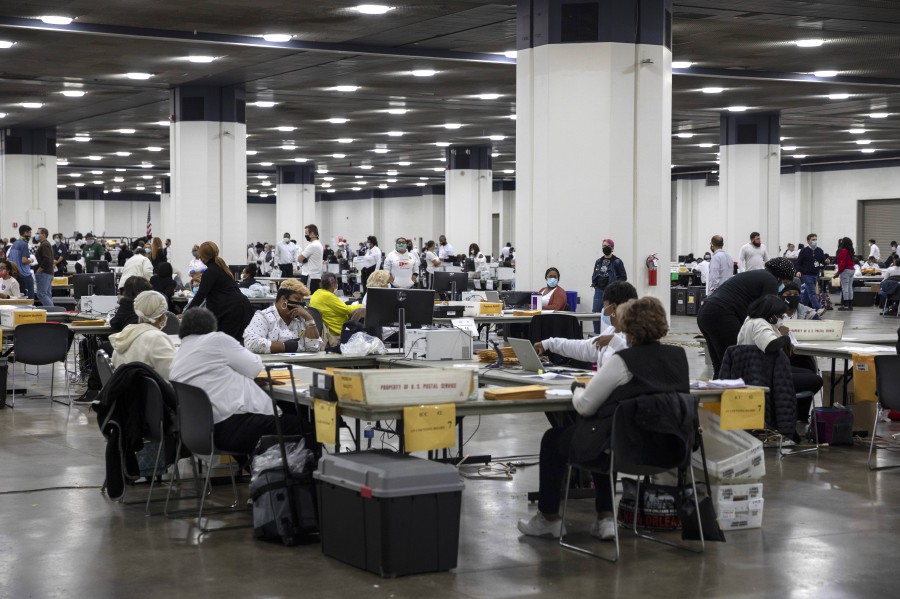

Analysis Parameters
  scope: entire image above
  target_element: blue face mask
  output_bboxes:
[546,277,558,288]
[778,283,785,293]
[810,240,817,248]
[600,305,613,330]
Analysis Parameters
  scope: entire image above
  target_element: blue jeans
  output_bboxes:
[800,274,820,309]
[35,272,53,306]
[20,272,34,299]
[592,287,604,334]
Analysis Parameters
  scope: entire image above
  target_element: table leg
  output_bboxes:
[0,358,6,408]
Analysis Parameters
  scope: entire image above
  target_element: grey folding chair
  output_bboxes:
[10,323,72,408]
[96,349,114,387]
[781,353,822,458]
[867,355,900,470]
[559,394,704,562]
[306,306,325,338]
[166,381,247,532]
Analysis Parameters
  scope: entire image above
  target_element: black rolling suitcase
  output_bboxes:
[250,364,319,546]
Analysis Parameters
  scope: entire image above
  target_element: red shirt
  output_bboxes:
[836,248,855,274]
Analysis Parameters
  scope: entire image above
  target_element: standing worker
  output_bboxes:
[275,232,298,278]
[590,239,626,334]
[382,237,417,289]
[298,224,324,292]
[358,235,382,293]
[738,231,769,272]
[706,235,733,295]
[795,233,830,311]
[7,225,34,299]
[33,227,54,307]
[836,237,857,311]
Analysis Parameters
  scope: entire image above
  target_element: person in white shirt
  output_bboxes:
[382,237,418,289]
[423,240,441,287]
[170,307,313,457]
[738,231,769,272]
[275,232,298,278]
[869,239,881,262]
[246,243,258,264]
[882,257,900,280]
[358,235,382,292]
[706,235,734,294]
[109,291,176,379]
[438,234,455,262]
[534,281,636,366]
[187,244,205,276]
[782,243,799,259]
[298,224,324,292]
[118,245,154,289]
[243,285,322,353]
[694,252,711,285]
[500,243,512,260]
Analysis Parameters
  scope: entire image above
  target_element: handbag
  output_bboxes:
[680,432,726,542]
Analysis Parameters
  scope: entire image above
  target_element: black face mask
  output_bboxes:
[305,235,312,242]
[784,296,801,309]
[602,247,612,256]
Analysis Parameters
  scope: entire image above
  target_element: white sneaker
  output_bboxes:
[517,512,566,538]
[590,517,617,541]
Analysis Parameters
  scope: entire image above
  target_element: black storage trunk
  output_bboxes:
[686,286,705,316]
[671,287,687,315]
[314,450,464,577]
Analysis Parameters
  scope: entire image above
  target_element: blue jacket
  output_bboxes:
[796,246,828,276]
[7,238,31,275]
[591,255,627,289]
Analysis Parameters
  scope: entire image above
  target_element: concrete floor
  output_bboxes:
[1,305,899,599]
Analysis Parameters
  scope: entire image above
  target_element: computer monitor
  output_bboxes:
[86,260,110,273]
[229,264,246,281]
[365,288,436,347]
[465,258,476,272]
[501,291,535,309]
[432,271,469,300]
[73,273,116,299]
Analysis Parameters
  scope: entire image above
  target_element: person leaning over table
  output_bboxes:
[534,281,637,366]
[244,284,322,354]
[518,296,689,541]
[170,308,313,457]
[109,291,176,379]
[537,267,569,311]
[696,257,797,379]
[185,241,253,344]
[309,272,365,344]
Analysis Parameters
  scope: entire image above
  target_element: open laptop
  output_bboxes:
[507,337,586,374]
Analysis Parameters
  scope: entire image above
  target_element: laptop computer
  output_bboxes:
[507,337,585,374]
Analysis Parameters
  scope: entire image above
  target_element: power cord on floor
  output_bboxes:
[0,485,102,495]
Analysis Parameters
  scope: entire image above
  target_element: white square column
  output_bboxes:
[0,128,59,235]
[444,145,493,256]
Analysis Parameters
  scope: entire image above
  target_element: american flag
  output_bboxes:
[146,204,152,237]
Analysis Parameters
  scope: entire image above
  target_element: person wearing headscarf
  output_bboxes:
[109,290,176,379]
[696,256,798,378]
[185,241,253,344]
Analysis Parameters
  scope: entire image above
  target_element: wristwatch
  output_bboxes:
[303,319,316,328]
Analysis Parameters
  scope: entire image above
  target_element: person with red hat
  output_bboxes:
[590,239,627,334]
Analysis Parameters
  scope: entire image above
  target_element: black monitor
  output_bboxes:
[365,288,436,347]
[73,273,116,299]
[465,258,475,272]
[86,260,109,273]
[229,264,246,281]
[501,291,535,309]
[432,271,469,300]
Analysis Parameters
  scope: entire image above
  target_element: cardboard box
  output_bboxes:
[718,498,764,531]
[51,277,69,286]
[0,307,47,327]
[332,368,474,405]
[784,319,844,341]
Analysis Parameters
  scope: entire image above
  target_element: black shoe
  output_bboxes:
[73,390,99,405]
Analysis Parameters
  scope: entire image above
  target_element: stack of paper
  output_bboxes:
[690,379,746,390]
[484,385,550,400]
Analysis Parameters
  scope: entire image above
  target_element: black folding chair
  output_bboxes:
[867,355,900,470]
[10,323,72,408]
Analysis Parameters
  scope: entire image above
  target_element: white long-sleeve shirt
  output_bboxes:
[242,305,323,354]
[170,332,275,423]
[274,240,298,265]
[572,354,632,416]
[438,243,455,261]
[707,249,734,295]
[541,325,627,366]
[359,245,382,269]
[118,254,154,289]
[870,244,881,261]
[738,243,768,272]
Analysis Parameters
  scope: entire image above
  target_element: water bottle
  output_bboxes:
[531,293,542,311]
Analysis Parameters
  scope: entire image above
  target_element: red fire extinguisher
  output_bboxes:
[646,254,659,286]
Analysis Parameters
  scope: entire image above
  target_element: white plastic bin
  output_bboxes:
[693,409,765,481]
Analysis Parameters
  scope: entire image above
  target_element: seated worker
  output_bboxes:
[534,281,637,367]
[882,256,900,280]
[737,295,823,434]
[243,284,322,353]
[0,259,22,299]
[110,277,154,333]
[109,291,176,379]
[863,256,881,272]
[170,308,312,456]
[780,283,823,320]
[309,272,365,343]
[537,267,569,311]
[518,297,689,540]
[150,262,177,312]
[239,263,259,289]
[361,270,391,307]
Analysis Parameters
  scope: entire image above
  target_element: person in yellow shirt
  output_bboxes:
[309,272,365,344]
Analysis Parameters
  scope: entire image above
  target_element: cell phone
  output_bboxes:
[286,301,302,309]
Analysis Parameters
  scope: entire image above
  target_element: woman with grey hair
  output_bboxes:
[109,290,176,378]
[170,308,311,455]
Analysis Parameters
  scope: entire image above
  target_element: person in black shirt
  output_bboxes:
[696,257,797,378]
[117,241,133,267]
[185,241,253,344]
[150,261,177,312]
[239,263,259,289]
[590,239,627,334]
[795,233,830,311]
